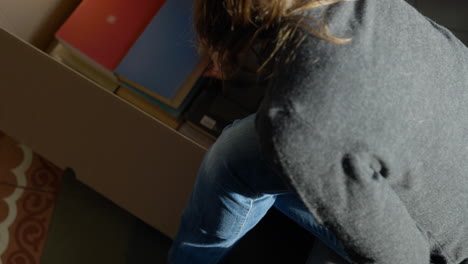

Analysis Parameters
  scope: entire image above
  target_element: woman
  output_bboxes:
[169,0,468,263]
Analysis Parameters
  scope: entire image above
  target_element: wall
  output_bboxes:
[0,0,80,50]
[409,0,468,45]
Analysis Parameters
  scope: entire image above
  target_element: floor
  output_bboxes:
[0,130,62,264]
[0,130,317,264]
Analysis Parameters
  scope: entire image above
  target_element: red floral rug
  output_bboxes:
[0,130,62,263]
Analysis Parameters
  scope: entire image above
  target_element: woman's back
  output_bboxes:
[256,0,468,262]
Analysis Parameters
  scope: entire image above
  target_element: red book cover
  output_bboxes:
[56,0,166,71]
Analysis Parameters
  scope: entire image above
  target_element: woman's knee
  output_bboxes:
[199,113,286,196]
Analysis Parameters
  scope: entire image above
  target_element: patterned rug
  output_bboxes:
[0,130,62,264]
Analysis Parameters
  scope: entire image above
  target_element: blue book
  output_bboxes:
[115,0,208,109]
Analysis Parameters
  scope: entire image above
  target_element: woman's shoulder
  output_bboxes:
[262,0,468,153]
[276,0,466,97]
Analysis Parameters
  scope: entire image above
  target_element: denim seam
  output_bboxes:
[235,199,254,239]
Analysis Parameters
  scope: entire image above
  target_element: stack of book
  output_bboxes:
[50,0,209,130]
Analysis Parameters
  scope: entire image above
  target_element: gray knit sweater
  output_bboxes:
[255,0,468,263]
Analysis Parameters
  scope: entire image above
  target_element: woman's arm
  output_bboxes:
[255,68,431,263]
[256,101,430,263]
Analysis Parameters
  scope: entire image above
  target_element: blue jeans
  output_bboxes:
[168,114,349,263]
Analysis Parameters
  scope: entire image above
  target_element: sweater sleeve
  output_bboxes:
[255,83,431,263]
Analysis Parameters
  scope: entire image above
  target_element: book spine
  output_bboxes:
[49,41,119,92]
[115,86,181,129]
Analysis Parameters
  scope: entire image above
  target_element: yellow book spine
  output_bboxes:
[116,86,181,129]
[49,41,119,92]
[116,55,210,109]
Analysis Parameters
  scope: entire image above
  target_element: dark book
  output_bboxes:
[184,79,257,138]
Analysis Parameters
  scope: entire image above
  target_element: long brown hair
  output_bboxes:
[194,0,355,78]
